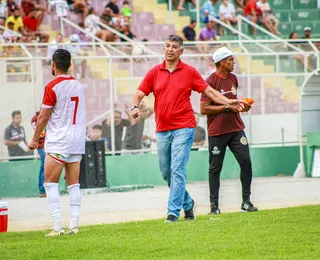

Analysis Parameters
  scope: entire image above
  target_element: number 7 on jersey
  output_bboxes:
[71,96,79,125]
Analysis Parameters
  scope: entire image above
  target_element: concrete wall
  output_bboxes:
[0,146,300,198]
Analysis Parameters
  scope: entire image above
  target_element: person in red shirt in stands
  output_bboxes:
[130,34,244,223]
[21,0,47,26]
[23,8,49,42]
[244,0,276,35]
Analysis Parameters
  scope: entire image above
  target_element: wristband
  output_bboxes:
[224,105,229,112]
[130,105,138,111]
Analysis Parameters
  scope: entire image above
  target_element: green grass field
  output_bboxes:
[1,205,319,259]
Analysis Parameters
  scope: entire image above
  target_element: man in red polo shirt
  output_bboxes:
[130,35,244,223]
[200,46,258,215]
[244,0,276,35]
[23,8,49,42]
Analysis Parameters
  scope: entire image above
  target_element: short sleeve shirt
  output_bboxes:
[244,0,262,16]
[4,123,31,157]
[101,119,131,151]
[199,27,216,41]
[183,26,196,41]
[5,15,23,31]
[201,1,218,20]
[138,60,208,132]
[219,3,235,19]
[201,72,245,136]
[42,75,86,154]
[23,16,38,31]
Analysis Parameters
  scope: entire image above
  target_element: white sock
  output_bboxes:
[44,182,62,232]
[67,183,81,230]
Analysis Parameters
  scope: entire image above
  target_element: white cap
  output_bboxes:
[70,34,80,42]
[212,47,237,63]
[304,27,311,31]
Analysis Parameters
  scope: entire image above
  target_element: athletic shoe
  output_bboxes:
[184,199,196,221]
[45,229,66,237]
[241,201,258,212]
[165,215,178,223]
[208,203,221,215]
[39,193,46,198]
[66,228,79,235]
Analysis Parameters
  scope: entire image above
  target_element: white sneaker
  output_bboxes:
[66,228,79,235]
[45,229,66,237]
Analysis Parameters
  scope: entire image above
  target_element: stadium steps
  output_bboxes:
[134,0,190,33]
[87,59,130,79]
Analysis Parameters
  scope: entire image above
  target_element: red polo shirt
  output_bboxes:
[138,60,208,132]
[23,15,38,31]
[244,0,262,16]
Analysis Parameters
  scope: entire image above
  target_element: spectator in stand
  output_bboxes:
[85,8,115,41]
[100,7,113,26]
[21,0,46,26]
[4,110,33,159]
[122,103,154,153]
[105,0,120,17]
[31,111,46,197]
[234,0,247,10]
[120,1,132,17]
[132,39,151,62]
[49,0,69,18]
[0,0,8,26]
[119,22,135,42]
[101,109,135,153]
[199,20,217,41]
[23,8,49,42]
[177,0,196,11]
[201,0,218,24]
[67,0,89,21]
[244,0,276,36]
[90,124,110,151]
[192,112,206,150]
[289,31,314,72]
[3,21,19,41]
[219,0,237,36]
[256,0,279,35]
[303,27,311,39]
[66,33,87,79]
[7,0,19,16]
[47,32,64,62]
[5,8,23,32]
[182,20,196,41]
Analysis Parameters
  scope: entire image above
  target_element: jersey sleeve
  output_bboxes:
[138,68,154,96]
[200,75,213,102]
[4,126,11,141]
[42,84,57,108]
[192,68,208,93]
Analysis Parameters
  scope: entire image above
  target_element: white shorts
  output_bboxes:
[48,153,82,165]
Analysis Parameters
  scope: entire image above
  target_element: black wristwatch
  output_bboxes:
[224,105,230,112]
[130,105,138,111]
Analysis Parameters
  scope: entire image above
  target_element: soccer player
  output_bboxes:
[28,49,86,236]
[200,47,258,214]
[130,35,243,223]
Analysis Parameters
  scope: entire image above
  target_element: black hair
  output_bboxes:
[30,7,37,13]
[123,0,130,4]
[289,31,297,39]
[190,20,196,24]
[12,110,21,118]
[142,38,148,42]
[52,49,71,72]
[165,34,184,48]
[215,61,221,67]
[92,124,102,130]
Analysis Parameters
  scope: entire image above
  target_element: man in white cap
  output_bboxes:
[303,27,311,39]
[200,46,258,214]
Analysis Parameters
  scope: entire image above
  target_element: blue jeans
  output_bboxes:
[156,128,195,218]
[38,148,46,194]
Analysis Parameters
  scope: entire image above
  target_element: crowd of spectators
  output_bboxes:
[182,0,313,41]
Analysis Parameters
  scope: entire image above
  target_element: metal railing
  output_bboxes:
[0,40,318,159]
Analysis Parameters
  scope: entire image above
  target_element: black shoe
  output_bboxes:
[241,201,258,212]
[208,202,221,215]
[165,215,178,223]
[184,199,196,221]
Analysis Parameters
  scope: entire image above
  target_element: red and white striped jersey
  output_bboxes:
[42,75,86,154]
